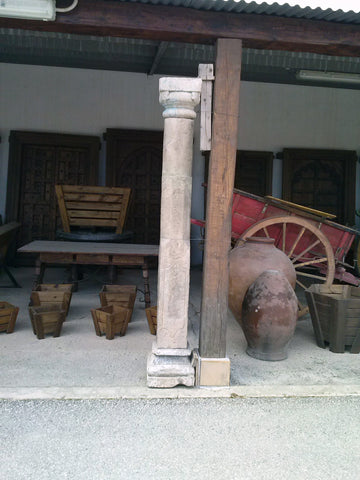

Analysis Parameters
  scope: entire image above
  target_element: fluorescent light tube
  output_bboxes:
[0,0,56,21]
[297,70,360,85]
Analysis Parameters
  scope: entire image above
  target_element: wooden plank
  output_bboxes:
[199,39,242,358]
[19,241,159,256]
[67,218,117,227]
[55,185,71,232]
[68,210,120,220]
[1,1,360,57]
[62,185,129,194]
[76,254,109,264]
[199,64,214,152]
[64,194,126,203]
[330,298,346,353]
[40,253,74,263]
[65,201,125,211]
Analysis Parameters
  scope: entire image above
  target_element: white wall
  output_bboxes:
[1,63,360,261]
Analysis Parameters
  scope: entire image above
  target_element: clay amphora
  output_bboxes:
[241,270,298,361]
[228,237,296,325]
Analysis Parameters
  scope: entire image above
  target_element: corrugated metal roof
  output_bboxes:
[120,0,360,24]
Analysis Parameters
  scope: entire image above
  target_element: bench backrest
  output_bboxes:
[55,185,131,234]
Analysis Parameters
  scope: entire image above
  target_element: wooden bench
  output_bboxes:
[55,185,132,241]
[0,222,21,287]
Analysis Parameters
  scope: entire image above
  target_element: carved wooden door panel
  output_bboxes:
[233,150,273,196]
[204,150,273,195]
[6,131,100,261]
[282,148,356,225]
[105,129,163,244]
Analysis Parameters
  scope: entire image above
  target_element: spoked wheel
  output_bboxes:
[239,216,335,317]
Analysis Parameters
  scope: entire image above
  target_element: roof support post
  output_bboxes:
[197,38,242,385]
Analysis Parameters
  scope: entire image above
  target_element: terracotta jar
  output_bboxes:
[229,237,296,325]
[241,270,298,361]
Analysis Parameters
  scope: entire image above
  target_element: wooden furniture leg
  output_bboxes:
[34,258,46,289]
[108,265,117,284]
[142,262,151,308]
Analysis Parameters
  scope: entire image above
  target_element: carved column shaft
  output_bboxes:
[157,77,202,350]
[147,77,201,388]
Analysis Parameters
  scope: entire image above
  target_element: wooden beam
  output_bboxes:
[0,1,360,57]
[148,41,169,75]
[199,38,242,358]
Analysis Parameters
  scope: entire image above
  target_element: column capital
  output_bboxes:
[159,77,202,119]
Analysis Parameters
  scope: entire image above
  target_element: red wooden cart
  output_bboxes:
[192,188,360,316]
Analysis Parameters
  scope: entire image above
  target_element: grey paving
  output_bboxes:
[1,266,360,480]
[1,396,360,480]
[0,266,360,396]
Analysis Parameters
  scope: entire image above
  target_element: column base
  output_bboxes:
[193,350,231,386]
[147,343,195,388]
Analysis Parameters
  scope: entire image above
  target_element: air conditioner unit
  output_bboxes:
[0,0,56,21]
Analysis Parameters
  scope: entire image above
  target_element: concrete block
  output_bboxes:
[196,356,231,387]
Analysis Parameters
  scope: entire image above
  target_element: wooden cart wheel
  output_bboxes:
[238,216,335,317]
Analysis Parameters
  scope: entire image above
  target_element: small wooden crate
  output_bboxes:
[91,304,132,340]
[0,301,19,334]
[99,285,136,321]
[28,304,66,339]
[305,284,360,353]
[145,306,157,335]
[30,284,72,316]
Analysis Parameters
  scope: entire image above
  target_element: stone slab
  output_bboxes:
[196,356,231,387]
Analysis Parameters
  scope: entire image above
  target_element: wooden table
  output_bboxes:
[18,241,159,308]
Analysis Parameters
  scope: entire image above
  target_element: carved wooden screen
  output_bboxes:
[282,148,357,225]
[6,131,100,259]
[105,129,163,245]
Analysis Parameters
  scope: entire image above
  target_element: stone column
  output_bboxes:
[147,77,202,388]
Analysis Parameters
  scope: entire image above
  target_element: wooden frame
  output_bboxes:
[55,185,132,234]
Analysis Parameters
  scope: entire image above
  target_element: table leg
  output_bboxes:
[70,265,79,292]
[108,265,117,284]
[142,262,151,308]
[34,257,46,289]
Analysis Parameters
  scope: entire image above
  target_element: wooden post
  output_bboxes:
[199,38,242,359]
[198,64,214,152]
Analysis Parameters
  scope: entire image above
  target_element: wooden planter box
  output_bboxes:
[91,304,132,340]
[30,284,72,316]
[145,306,157,335]
[99,285,136,321]
[28,305,66,339]
[305,284,360,353]
[0,301,19,334]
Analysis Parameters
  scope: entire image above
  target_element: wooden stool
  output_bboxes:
[0,301,19,334]
[29,305,66,339]
[91,305,132,340]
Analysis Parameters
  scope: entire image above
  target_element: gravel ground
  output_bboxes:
[1,396,360,480]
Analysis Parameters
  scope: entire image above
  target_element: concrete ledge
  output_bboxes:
[1,384,360,400]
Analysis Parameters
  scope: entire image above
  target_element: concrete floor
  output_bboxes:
[1,265,360,398]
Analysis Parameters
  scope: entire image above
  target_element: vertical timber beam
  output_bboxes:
[198,39,242,385]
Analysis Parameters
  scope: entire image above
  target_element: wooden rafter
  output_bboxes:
[0,1,360,57]
[148,41,169,75]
